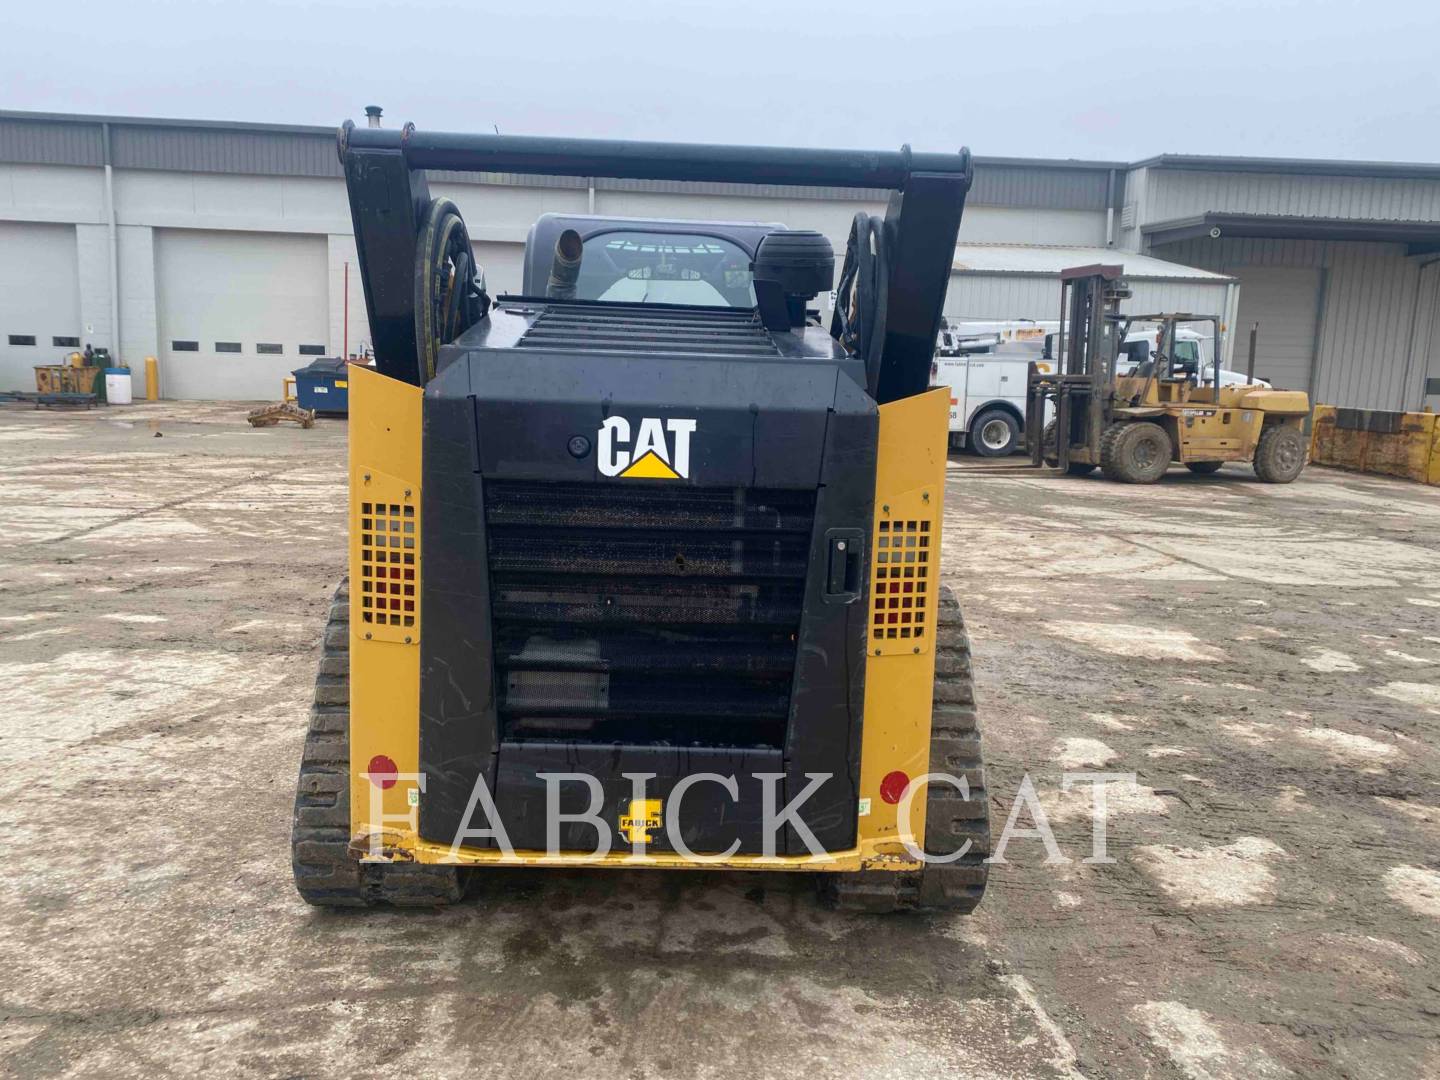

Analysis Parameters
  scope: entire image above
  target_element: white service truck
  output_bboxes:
[933,320,1051,455]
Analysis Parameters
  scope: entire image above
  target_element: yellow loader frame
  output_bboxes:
[344,364,951,874]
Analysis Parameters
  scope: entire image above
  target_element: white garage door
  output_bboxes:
[1231,267,1321,392]
[156,229,328,400]
[0,222,81,391]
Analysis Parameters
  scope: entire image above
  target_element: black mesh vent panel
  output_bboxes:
[484,481,815,748]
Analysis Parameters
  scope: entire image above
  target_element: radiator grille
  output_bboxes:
[483,481,814,747]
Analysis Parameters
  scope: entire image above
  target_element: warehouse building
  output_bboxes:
[2,109,1437,409]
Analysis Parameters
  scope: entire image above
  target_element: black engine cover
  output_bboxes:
[418,309,876,856]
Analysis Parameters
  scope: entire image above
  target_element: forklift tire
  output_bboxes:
[1253,424,1307,484]
[824,586,990,914]
[1041,420,1099,476]
[291,579,466,908]
[1186,460,1224,475]
[969,408,1019,457]
[1100,421,1172,484]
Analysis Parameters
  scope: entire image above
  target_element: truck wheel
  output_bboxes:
[1186,460,1224,475]
[1253,424,1306,483]
[824,586,990,913]
[1100,421,1172,484]
[291,579,466,908]
[970,408,1019,457]
[1042,419,1098,475]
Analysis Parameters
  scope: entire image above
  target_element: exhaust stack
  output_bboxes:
[546,228,583,300]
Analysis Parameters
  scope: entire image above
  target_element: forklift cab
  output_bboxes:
[1116,314,1222,407]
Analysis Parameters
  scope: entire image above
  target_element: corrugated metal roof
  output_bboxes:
[952,243,1234,283]
[1134,153,1440,181]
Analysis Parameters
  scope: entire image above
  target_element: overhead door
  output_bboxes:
[0,222,81,391]
[156,229,328,400]
[1230,267,1321,391]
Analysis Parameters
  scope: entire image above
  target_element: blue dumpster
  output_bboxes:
[292,358,350,414]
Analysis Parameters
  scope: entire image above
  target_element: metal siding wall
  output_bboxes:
[967,165,1109,210]
[1148,169,1440,224]
[1316,244,1421,411]
[0,118,104,166]
[1155,236,1429,407]
[1118,167,1149,249]
[1421,262,1440,406]
[1227,267,1322,391]
[943,272,1228,324]
[945,274,1059,322]
[1163,236,1328,268]
[1125,281,1233,318]
[1169,236,1428,408]
[111,126,342,178]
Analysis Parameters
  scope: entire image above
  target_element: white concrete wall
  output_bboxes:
[0,164,105,225]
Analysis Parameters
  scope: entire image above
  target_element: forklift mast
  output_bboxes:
[1026,265,1130,470]
[336,122,973,403]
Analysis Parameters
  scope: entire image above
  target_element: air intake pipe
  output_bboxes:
[546,228,584,300]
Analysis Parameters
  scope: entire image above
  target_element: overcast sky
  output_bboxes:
[4,0,1437,163]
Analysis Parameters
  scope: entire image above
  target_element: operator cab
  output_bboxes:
[444,213,859,379]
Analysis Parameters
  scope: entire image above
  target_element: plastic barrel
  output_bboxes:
[104,368,133,405]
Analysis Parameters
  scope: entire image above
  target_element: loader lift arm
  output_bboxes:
[337,121,972,403]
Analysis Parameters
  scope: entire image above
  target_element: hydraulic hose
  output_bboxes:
[414,197,489,384]
[829,211,890,396]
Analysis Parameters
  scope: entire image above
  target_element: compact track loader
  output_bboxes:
[291,121,989,912]
[1027,265,1311,483]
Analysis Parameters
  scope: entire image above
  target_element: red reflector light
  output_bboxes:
[879,770,910,805]
[367,754,398,789]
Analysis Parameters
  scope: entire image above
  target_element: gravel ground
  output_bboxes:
[1,401,1437,1079]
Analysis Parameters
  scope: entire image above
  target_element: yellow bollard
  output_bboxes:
[144,356,160,401]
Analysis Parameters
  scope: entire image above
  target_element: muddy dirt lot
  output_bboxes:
[1,401,1437,1079]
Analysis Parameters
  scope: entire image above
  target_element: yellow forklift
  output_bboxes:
[291,120,990,912]
[1026,265,1310,483]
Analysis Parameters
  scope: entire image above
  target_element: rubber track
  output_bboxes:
[290,580,464,908]
[827,585,991,913]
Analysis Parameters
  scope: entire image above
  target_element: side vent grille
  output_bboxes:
[359,500,417,631]
[871,518,930,645]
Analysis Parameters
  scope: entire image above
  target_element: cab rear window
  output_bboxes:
[576,232,755,308]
